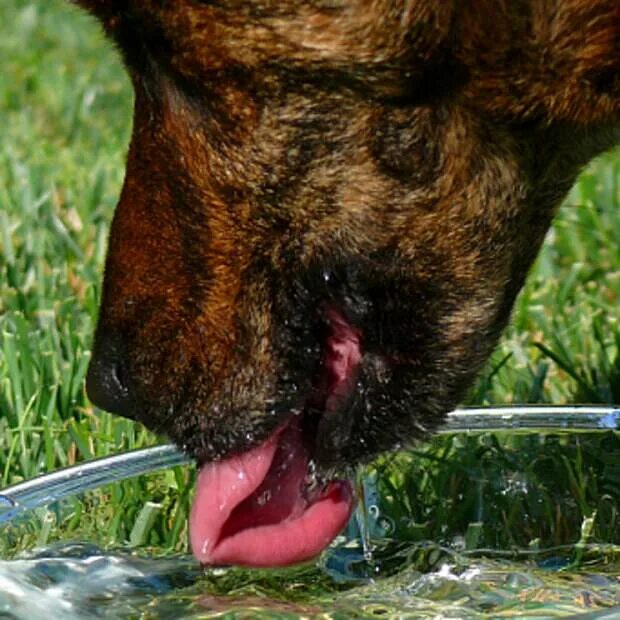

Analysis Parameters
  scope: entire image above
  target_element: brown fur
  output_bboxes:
[78,1,620,471]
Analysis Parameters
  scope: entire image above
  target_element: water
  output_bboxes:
[0,406,619,619]
[0,542,618,618]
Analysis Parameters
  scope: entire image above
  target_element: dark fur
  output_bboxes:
[77,1,620,471]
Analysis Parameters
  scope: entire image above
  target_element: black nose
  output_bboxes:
[86,334,134,419]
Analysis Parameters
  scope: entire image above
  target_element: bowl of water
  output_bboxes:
[0,406,619,619]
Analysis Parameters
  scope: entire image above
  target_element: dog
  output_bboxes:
[73,0,620,567]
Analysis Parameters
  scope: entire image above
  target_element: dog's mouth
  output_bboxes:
[189,308,360,567]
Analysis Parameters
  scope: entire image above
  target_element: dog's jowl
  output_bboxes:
[73,1,620,567]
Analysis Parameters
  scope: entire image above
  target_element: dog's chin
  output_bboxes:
[189,307,362,567]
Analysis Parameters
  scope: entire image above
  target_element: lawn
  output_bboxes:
[1,0,620,492]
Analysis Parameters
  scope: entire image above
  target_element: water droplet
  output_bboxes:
[355,477,374,562]
[256,490,271,506]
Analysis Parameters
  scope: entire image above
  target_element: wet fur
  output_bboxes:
[76,1,620,470]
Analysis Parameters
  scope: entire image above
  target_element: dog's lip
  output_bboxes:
[189,416,354,567]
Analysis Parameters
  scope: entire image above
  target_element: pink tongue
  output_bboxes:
[189,420,354,567]
[190,309,361,568]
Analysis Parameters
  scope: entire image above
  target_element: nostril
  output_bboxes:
[86,336,135,419]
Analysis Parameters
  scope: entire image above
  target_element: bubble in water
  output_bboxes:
[501,473,528,496]
[378,517,394,535]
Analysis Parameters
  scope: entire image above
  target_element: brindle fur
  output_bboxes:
[77,1,620,469]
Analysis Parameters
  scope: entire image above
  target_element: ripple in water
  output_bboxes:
[0,541,618,619]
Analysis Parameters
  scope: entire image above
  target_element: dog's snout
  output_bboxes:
[86,336,134,419]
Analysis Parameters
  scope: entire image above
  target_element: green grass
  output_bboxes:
[471,157,620,406]
[0,0,153,486]
[0,0,619,508]
[370,429,620,556]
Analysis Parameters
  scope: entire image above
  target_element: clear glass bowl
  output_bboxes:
[0,406,618,619]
